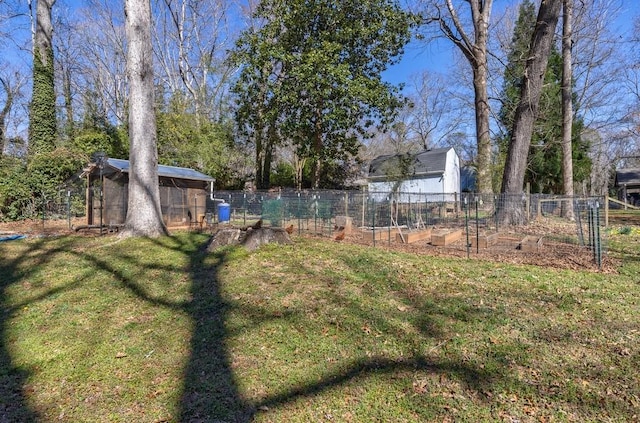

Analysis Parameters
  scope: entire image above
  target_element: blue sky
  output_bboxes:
[383,1,640,90]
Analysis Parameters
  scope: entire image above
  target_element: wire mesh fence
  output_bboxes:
[4,187,609,268]
[3,187,88,230]
[209,190,607,268]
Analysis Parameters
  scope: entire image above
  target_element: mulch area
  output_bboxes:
[325,218,618,274]
[0,218,82,237]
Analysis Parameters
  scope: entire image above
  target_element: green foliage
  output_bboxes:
[270,161,296,187]
[0,156,33,221]
[72,91,128,158]
[0,148,87,221]
[316,156,362,189]
[156,103,243,189]
[497,0,590,194]
[28,48,57,157]
[73,130,128,159]
[618,226,632,235]
[232,0,412,188]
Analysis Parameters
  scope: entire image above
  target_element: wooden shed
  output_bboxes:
[82,158,215,228]
[367,147,461,201]
[615,168,640,206]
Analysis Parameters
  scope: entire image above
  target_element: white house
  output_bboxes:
[367,147,461,202]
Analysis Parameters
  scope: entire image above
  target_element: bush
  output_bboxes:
[0,148,87,221]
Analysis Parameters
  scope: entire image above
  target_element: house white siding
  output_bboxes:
[367,148,461,203]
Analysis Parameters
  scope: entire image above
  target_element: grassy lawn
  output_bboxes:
[1,230,639,422]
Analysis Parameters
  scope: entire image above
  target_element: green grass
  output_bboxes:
[1,231,639,422]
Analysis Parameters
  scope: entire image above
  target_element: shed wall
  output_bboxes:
[88,174,211,228]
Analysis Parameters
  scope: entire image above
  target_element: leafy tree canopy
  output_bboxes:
[232,0,412,188]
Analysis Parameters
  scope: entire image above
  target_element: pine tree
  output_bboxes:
[498,0,590,194]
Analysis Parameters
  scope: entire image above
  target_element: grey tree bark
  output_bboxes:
[561,0,575,219]
[33,0,55,66]
[421,0,494,194]
[120,0,168,237]
[500,0,563,224]
[0,76,14,155]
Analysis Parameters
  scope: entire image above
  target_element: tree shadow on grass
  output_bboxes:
[9,233,627,421]
[67,235,253,421]
[178,243,254,422]
[0,233,252,422]
[0,237,78,422]
[0,234,540,421]
[175,239,514,421]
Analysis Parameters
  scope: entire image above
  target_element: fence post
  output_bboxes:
[67,190,72,229]
[372,198,376,248]
[388,196,392,246]
[475,196,479,254]
[465,196,470,259]
[604,195,609,228]
[454,191,459,218]
[344,191,348,218]
[243,193,247,226]
[525,182,531,221]
[595,201,602,269]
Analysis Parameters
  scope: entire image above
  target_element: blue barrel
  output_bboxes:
[217,203,231,223]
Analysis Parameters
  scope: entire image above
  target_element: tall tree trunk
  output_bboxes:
[312,105,323,189]
[28,0,57,159]
[255,120,264,189]
[472,48,492,194]
[63,65,75,141]
[561,0,575,219]
[0,77,13,156]
[431,0,494,194]
[121,0,168,237]
[261,124,276,189]
[501,0,563,224]
[294,154,306,191]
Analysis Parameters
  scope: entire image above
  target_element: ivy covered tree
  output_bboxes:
[498,0,590,194]
[232,0,412,189]
[28,0,57,159]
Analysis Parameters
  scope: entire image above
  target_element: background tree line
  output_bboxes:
[0,0,638,223]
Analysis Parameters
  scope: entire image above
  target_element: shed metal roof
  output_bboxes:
[83,158,215,182]
[368,147,452,180]
[615,168,640,186]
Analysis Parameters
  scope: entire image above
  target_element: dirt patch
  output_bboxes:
[0,218,97,237]
[326,218,617,273]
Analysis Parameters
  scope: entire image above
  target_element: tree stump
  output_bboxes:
[207,227,292,252]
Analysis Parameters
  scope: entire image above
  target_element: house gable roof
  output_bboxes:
[616,168,640,186]
[82,158,215,182]
[368,147,453,180]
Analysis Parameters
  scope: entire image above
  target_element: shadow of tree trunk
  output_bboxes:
[179,244,254,422]
[0,240,49,422]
